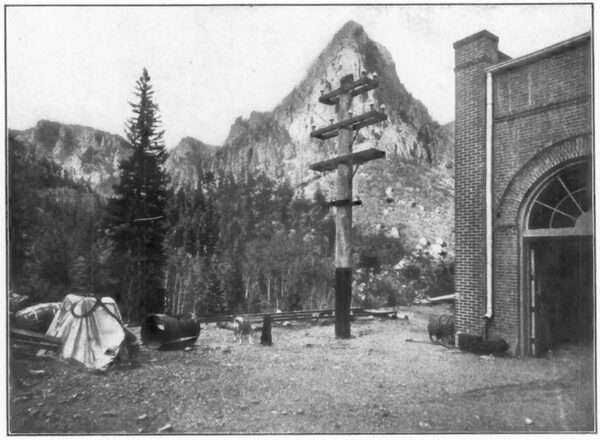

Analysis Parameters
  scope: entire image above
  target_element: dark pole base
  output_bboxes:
[335,267,352,338]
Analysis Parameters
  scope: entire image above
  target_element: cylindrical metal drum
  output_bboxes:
[141,314,200,350]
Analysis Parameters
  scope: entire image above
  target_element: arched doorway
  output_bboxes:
[522,160,593,356]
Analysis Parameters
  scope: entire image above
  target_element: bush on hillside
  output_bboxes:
[353,238,454,308]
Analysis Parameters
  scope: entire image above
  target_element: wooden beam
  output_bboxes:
[310,110,387,140]
[10,328,61,346]
[319,76,379,105]
[309,148,386,172]
[333,74,354,340]
[311,72,385,341]
[197,307,367,324]
[327,199,363,207]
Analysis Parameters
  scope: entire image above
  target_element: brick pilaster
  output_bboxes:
[453,31,502,338]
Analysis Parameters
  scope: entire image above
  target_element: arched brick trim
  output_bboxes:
[495,134,592,227]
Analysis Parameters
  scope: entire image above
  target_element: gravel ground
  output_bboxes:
[9,304,595,434]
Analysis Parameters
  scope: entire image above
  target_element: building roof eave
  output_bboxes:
[486,32,591,74]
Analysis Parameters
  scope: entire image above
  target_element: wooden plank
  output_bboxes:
[415,294,456,305]
[310,110,386,140]
[10,328,61,346]
[428,294,456,303]
[369,311,398,319]
[327,199,362,207]
[12,340,61,350]
[198,307,367,324]
[318,76,379,105]
[309,148,386,172]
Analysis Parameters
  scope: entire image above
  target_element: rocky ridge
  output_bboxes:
[10,21,455,248]
[168,20,455,247]
[10,120,130,197]
[194,21,452,187]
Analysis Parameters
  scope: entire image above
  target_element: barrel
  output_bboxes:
[141,314,201,350]
[427,314,456,342]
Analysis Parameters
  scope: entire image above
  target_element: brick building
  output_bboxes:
[453,30,593,356]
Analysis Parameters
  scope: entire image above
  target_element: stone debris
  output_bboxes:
[419,421,432,430]
[100,411,117,417]
[158,423,173,433]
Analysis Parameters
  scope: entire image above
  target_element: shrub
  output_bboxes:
[395,240,455,300]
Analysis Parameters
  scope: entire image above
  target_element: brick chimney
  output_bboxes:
[453,31,502,338]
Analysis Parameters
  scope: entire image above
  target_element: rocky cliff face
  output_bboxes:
[10,120,130,197]
[166,137,218,190]
[170,21,452,183]
[169,20,455,248]
[272,20,437,171]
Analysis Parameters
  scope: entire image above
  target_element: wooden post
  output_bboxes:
[309,72,386,340]
[335,74,354,338]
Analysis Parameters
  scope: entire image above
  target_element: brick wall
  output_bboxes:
[492,40,592,205]
[490,226,520,351]
[453,31,503,337]
[455,30,592,356]
[490,39,591,355]
[496,136,592,226]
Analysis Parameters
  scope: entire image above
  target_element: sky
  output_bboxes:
[6,4,592,148]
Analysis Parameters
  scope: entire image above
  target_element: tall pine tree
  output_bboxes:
[106,68,169,323]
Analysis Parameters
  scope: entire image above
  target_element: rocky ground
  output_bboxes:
[9,304,595,434]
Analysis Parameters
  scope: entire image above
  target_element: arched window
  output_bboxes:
[526,161,592,236]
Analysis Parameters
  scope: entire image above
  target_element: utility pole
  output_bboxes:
[309,72,386,338]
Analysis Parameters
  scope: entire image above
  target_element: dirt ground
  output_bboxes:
[8,304,596,434]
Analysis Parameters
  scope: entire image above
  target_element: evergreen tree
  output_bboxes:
[9,134,107,301]
[105,68,169,322]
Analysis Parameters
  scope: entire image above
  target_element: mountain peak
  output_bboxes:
[338,20,364,35]
[10,120,130,197]
[329,20,367,47]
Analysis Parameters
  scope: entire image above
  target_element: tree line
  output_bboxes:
[164,169,336,319]
[9,68,453,324]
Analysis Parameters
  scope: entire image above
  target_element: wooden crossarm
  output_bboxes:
[309,148,386,172]
[310,110,387,140]
[327,199,363,207]
[319,77,379,105]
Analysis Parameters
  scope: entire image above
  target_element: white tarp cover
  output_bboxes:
[45,294,125,370]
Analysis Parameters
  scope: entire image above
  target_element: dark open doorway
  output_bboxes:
[530,238,593,356]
